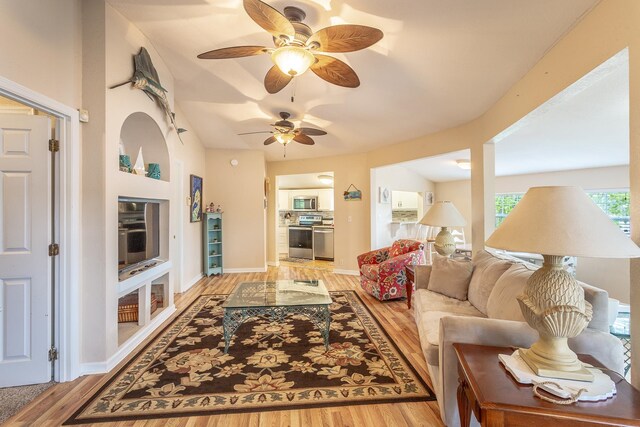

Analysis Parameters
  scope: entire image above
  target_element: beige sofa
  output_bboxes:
[413,249,624,427]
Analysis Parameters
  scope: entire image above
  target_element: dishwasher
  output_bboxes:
[312,226,334,260]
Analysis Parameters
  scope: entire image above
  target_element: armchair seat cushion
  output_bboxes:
[360,264,379,281]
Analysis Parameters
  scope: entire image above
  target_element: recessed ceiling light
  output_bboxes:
[318,174,333,184]
[456,159,471,170]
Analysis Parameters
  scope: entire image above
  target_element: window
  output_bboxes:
[587,191,630,235]
[495,190,630,235]
[495,193,523,227]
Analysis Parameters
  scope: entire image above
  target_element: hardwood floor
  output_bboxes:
[6,267,444,426]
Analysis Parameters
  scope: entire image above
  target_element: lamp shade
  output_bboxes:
[486,186,640,258]
[419,201,466,227]
[271,46,315,76]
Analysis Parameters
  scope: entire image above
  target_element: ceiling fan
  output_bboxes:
[198,0,383,95]
[239,111,327,156]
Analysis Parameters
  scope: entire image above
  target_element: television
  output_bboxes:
[118,198,160,276]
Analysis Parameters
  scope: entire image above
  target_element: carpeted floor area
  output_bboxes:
[65,290,433,424]
[0,381,55,424]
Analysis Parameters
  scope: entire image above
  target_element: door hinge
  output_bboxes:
[48,243,59,256]
[49,139,59,152]
[48,346,58,362]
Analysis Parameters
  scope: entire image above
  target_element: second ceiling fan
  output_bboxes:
[198,0,383,94]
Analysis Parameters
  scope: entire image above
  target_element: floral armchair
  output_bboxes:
[357,239,425,301]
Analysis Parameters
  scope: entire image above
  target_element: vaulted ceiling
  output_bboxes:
[108,0,599,161]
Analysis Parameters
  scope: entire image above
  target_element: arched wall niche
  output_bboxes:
[119,112,170,182]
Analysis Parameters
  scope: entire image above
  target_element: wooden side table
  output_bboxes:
[405,265,415,309]
[454,343,640,427]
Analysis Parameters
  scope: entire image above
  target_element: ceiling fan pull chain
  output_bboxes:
[291,78,297,103]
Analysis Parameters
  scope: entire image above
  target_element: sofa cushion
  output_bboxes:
[428,256,473,300]
[468,250,513,315]
[486,263,535,321]
[413,289,485,329]
[360,263,379,281]
[417,310,485,365]
[389,239,421,258]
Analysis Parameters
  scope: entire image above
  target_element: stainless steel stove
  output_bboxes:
[288,215,322,259]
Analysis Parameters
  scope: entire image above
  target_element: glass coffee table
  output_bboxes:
[222,280,332,353]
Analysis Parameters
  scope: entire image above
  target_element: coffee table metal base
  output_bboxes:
[223,305,331,353]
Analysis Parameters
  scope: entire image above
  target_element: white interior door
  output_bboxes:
[0,114,51,386]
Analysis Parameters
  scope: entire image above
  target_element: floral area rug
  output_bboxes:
[65,291,434,424]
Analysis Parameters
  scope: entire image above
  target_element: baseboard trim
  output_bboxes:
[333,269,360,276]
[181,273,204,293]
[266,261,279,267]
[79,305,177,376]
[224,267,268,273]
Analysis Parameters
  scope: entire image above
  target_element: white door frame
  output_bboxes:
[0,76,81,382]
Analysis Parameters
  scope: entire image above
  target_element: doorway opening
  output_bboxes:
[275,172,335,271]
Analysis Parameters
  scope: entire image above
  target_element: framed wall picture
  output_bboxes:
[425,191,434,206]
[190,174,203,222]
[379,186,391,204]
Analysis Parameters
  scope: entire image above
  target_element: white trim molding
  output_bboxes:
[180,273,204,293]
[267,261,279,267]
[224,267,268,273]
[333,269,360,276]
[0,75,81,383]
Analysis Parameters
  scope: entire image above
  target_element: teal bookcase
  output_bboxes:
[203,213,223,276]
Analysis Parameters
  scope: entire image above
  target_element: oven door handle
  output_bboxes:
[289,226,312,231]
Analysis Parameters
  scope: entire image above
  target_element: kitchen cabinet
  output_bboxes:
[278,190,290,211]
[392,191,420,210]
[278,226,288,256]
[317,189,334,211]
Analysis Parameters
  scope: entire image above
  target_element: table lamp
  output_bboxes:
[486,186,640,381]
[419,201,467,256]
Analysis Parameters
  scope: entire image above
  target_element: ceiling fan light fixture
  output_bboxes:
[271,46,315,76]
[318,174,333,184]
[274,132,295,145]
[456,159,471,170]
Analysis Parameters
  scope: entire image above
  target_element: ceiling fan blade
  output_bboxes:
[264,136,277,145]
[243,0,295,40]
[198,46,267,59]
[264,65,293,93]
[298,127,327,136]
[310,54,360,88]
[293,133,315,145]
[308,25,383,53]
[238,131,273,135]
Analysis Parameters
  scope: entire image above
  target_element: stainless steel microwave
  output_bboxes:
[292,196,318,211]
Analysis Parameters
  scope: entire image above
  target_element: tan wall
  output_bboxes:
[268,154,370,272]
[0,0,82,107]
[434,180,472,241]
[205,149,267,271]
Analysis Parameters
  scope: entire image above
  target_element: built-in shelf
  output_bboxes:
[118,269,172,347]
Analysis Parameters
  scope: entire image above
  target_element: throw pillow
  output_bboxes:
[427,256,474,301]
[467,250,513,315]
[486,263,535,321]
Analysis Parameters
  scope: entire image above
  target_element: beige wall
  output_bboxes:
[0,0,82,107]
[268,154,370,272]
[205,149,267,271]
[78,2,207,364]
[434,180,473,241]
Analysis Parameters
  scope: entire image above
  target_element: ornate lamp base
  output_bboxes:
[434,227,456,256]
[517,254,595,382]
[518,341,594,381]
